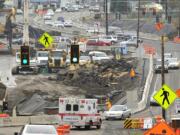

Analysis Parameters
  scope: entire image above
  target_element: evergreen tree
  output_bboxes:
[0,0,5,9]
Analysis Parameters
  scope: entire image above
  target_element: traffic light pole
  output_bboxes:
[137,0,140,48]
[105,0,108,35]
[161,35,166,120]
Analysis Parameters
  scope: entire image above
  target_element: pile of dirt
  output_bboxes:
[58,58,140,95]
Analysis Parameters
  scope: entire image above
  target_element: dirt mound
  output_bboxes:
[58,58,140,95]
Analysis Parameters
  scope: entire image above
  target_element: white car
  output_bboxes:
[86,29,99,33]
[167,58,180,69]
[43,15,52,20]
[53,21,64,27]
[105,105,131,120]
[120,36,143,47]
[44,20,54,26]
[64,20,73,27]
[46,9,54,16]
[79,56,91,65]
[89,51,111,62]
[55,8,62,13]
[16,124,58,135]
[99,35,118,44]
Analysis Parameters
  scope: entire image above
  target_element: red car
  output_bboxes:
[86,39,111,46]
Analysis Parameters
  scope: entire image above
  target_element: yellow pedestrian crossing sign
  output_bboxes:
[38,32,54,48]
[153,84,177,110]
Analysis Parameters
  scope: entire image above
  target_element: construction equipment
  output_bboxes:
[0,7,16,50]
[48,49,67,72]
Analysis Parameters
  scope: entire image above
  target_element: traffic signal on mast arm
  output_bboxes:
[70,45,79,64]
[21,46,30,66]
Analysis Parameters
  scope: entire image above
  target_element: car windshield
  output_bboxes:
[26,125,57,134]
[38,53,48,57]
[110,105,124,111]
[51,51,63,57]
[95,53,107,57]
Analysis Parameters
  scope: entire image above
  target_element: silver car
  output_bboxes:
[104,105,131,120]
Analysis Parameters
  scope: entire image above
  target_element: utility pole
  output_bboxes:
[105,0,108,35]
[165,0,168,20]
[161,35,166,120]
[23,0,29,46]
[137,0,140,48]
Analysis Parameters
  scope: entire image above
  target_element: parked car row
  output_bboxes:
[44,20,73,27]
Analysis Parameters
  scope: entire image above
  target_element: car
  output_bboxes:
[67,7,75,12]
[43,15,52,20]
[167,58,180,69]
[164,53,173,61]
[154,59,169,74]
[12,38,23,44]
[55,8,62,13]
[16,124,58,135]
[150,91,160,106]
[86,39,111,46]
[99,35,118,44]
[46,9,54,16]
[64,20,73,27]
[72,5,79,11]
[79,56,91,65]
[57,17,65,22]
[44,20,54,26]
[86,29,99,34]
[89,51,111,62]
[104,105,131,120]
[120,36,143,47]
[53,21,64,28]
[16,9,23,15]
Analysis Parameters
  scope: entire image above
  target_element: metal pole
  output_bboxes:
[137,0,140,48]
[165,0,168,20]
[161,35,166,120]
[105,0,108,35]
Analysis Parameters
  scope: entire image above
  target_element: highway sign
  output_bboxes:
[153,84,177,110]
[144,122,175,135]
[38,32,54,48]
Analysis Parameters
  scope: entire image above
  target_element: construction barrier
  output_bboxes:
[174,36,180,44]
[57,124,70,135]
[124,119,132,128]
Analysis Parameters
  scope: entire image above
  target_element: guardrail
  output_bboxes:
[132,54,153,113]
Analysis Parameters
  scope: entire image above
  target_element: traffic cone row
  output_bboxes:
[57,124,70,135]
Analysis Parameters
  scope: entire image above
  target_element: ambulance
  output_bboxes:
[59,98,102,129]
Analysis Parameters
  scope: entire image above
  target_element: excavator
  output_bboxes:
[0,7,16,50]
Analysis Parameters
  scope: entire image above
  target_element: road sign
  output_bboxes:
[144,122,175,135]
[153,84,177,110]
[38,32,54,48]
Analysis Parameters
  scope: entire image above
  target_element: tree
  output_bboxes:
[110,0,130,14]
[0,0,5,9]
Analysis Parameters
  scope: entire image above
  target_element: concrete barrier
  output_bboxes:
[0,115,60,127]
[132,54,153,113]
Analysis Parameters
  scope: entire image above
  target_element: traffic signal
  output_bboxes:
[2,101,8,111]
[70,45,79,64]
[21,46,30,66]
[156,16,160,23]
[152,9,156,16]
[142,9,146,16]
[168,16,171,24]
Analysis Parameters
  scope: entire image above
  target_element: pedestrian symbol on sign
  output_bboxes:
[161,88,170,105]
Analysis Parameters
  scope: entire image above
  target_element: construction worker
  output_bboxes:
[105,98,112,111]
[130,68,135,80]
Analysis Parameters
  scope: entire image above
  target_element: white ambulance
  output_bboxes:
[59,98,102,129]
